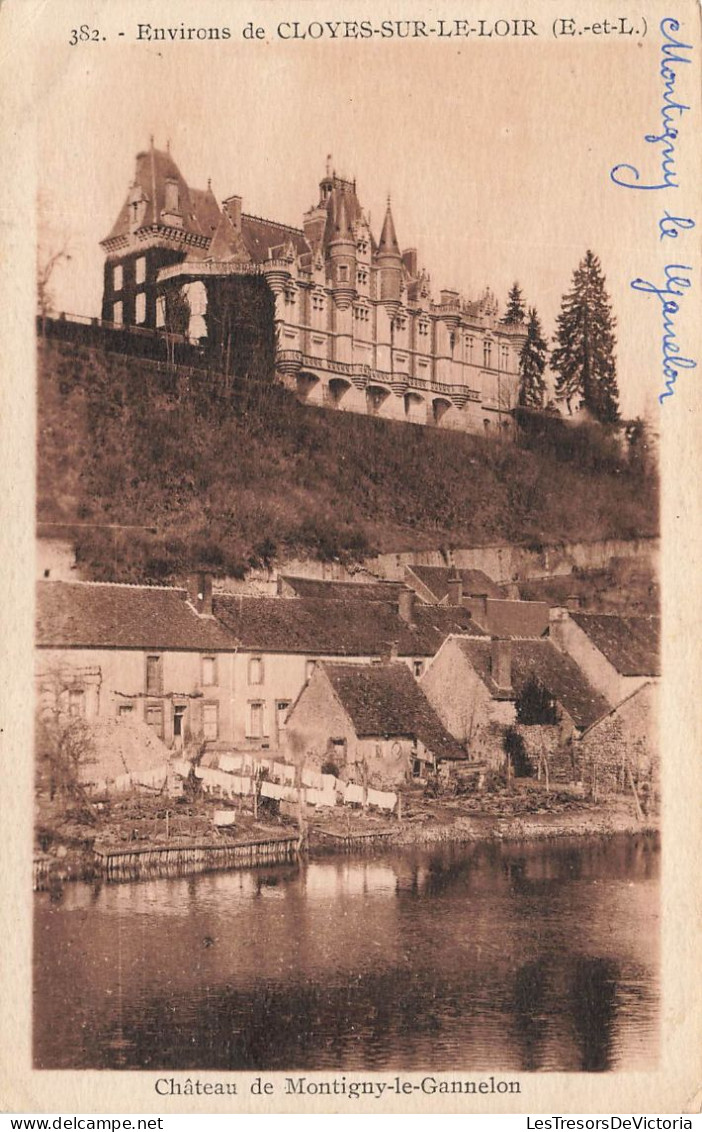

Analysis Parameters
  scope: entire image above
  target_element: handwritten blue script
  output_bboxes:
[611,17,696,404]
[610,18,693,190]
[631,265,696,402]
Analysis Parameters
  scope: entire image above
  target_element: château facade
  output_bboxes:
[101,142,527,433]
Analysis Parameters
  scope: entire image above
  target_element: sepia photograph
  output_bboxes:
[2,0,701,1114]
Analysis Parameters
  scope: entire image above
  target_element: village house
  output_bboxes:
[403,565,549,638]
[578,682,659,800]
[36,576,487,761]
[548,609,660,707]
[284,661,468,788]
[420,634,610,770]
[404,564,505,604]
[210,588,487,750]
[36,575,238,751]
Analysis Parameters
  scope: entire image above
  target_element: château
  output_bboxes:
[101,141,527,433]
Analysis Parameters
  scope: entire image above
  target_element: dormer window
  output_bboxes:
[164,179,179,214]
[128,184,147,232]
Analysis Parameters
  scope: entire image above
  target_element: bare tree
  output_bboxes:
[37,242,72,318]
[37,190,74,319]
[35,666,98,819]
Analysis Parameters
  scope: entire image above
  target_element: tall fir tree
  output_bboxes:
[502,282,526,324]
[518,307,548,408]
[551,250,620,423]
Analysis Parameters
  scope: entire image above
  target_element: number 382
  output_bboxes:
[69,25,102,44]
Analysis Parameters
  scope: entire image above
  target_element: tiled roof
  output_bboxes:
[407,565,504,601]
[240,215,310,263]
[103,148,221,245]
[411,604,488,648]
[452,637,610,730]
[570,613,661,676]
[36,581,235,651]
[323,662,468,761]
[212,595,487,656]
[280,576,407,602]
[207,209,250,262]
[483,598,549,639]
[35,583,488,659]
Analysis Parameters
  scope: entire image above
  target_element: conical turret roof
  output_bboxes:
[330,188,355,244]
[377,198,401,259]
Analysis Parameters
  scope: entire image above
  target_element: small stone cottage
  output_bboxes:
[285,660,468,787]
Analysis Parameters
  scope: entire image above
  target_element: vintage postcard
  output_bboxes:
[1,0,701,1116]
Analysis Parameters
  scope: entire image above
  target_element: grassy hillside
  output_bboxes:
[38,340,659,584]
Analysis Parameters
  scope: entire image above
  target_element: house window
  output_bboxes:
[145,701,164,738]
[248,657,263,686]
[68,689,85,718]
[113,301,123,326]
[483,340,492,368]
[338,265,349,282]
[135,256,146,285]
[145,655,163,696]
[305,659,316,681]
[330,738,347,766]
[202,702,219,741]
[248,701,264,739]
[418,321,429,338]
[113,264,123,292]
[156,295,166,328]
[500,344,510,370]
[465,335,474,361]
[413,659,425,679]
[135,292,146,325]
[118,703,134,717]
[276,700,291,736]
[201,656,217,686]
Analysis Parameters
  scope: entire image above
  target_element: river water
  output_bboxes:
[34,834,659,1072]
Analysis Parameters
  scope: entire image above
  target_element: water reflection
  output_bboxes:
[34,834,659,1072]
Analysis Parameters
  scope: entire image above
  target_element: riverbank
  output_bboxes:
[34,785,659,887]
[309,792,658,852]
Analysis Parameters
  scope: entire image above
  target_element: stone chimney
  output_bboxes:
[490,637,512,690]
[187,571,213,617]
[397,587,416,625]
[379,640,399,663]
[446,567,463,606]
[402,248,418,276]
[222,194,242,233]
